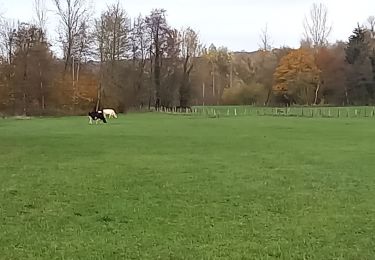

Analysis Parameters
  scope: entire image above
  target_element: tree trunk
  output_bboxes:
[64,44,71,72]
[39,62,45,111]
[23,92,27,116]
[265,88,272,106]
[212,65,215,97]
[180,56,193,107]
[23,49,28,116]
[76,58,81,83]
[314,83,320,105]
[305,86,310,106]
[72,57,76,110]
[344,87,350,105]
[96,83,101,111]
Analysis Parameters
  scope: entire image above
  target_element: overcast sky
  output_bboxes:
[1,0,374,52]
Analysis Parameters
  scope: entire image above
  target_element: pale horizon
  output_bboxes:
[1,0,374,53]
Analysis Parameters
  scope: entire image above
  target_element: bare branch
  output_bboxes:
[53,0,92,70]
[367,16,375,38]
[33,0,48,35]
[0,19,17,64]
[303,3,332,48]
[258,23,272,51]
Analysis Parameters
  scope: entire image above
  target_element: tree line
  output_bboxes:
[0,1,374,116]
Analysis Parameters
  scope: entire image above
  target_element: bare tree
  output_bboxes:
[258,23,272,51]
[0,19,17,112]
[73,20,94,82]
[367,16,375,38]
[34,0,48,39]
[94,14,106,110]
[145,9,169,109]
[131,14,151,108]
[0,20,17,64]
[93,2,131,110]
[303,3,332,48]
[96,2,131,63]
[13,22,47,115]
[53,0,91,72]
[162,28,181,107]
[180,27,201,107]
[207,44,217,99]
[33,0,49,110]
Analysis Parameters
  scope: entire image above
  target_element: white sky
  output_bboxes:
[1,0,374,52]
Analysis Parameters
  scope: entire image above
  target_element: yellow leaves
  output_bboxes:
[273,48,320,93]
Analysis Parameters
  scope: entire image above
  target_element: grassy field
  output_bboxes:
[1,113,375,259]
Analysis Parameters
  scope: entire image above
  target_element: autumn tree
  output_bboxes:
[205,45,231,104]
[303,3,332,48]
[253,51,278,105]
[273,48,320,105]
[222,82,265,105]
[315,43,349,105]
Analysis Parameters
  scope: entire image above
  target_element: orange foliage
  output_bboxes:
[76,73,98,104]
[49,70,98,113]
[273,48,320,93]
[314,46,349,104]
[273,48,321,104]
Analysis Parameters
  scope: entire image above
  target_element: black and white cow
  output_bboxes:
[88,110,107,124]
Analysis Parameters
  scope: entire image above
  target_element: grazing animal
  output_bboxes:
[88,111,107,124]
[103,109,118,119]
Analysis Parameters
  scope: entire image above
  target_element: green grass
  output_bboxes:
[1,113,375,259]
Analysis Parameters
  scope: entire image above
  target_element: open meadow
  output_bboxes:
[1,112,375,259]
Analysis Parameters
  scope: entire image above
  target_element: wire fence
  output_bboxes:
[158,106,375,119]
